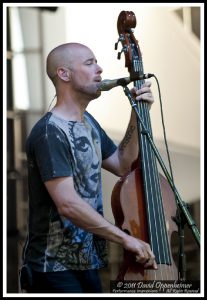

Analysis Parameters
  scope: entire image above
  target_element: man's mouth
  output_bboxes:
[94,79,103,92]
[94,77,102,83]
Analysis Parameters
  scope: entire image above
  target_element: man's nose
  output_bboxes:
[96,64,103,74]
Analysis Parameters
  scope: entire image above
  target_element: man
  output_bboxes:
[20,42,157,293]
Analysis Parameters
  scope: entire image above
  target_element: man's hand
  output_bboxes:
[131,81,154,108]
[123,234,158,269]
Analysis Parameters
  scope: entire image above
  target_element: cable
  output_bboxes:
[152,75,177,200]
[47,94,57,112]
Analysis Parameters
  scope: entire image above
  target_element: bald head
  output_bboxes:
[46,43,91,86]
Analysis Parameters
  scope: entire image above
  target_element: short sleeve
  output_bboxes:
[98,127,117,160]
[32,123,73,182]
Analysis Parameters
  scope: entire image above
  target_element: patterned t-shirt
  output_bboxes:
[22,111,117,272]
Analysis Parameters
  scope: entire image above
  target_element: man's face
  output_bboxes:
[69,47,103,99]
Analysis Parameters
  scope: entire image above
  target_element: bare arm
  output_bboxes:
[102,81,154,177]
[45,176,157,269]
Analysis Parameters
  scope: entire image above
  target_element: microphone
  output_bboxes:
[98,73,154,91]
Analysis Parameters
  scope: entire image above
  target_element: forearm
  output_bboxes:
[62,194,127,244]
[63,193,157,269]
[118,109,139,173]
[117,82,154,174]
[45,177,157,269]
[46,177,127,245]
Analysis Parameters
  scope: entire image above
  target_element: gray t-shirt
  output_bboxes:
[22,111,117,272]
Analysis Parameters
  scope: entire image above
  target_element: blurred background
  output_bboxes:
[4,3,203,294]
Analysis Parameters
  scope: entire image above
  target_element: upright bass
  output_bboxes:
[111,11,178,281]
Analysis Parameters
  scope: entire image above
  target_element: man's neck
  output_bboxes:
[51,93,89,122]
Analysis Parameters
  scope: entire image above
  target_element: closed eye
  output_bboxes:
[84,58,97,65]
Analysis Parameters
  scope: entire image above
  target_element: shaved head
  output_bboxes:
[46,43,91,86]
[46,42,102,100]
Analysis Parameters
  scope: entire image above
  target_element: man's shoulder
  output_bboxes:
[27,112,61,144]
[29,112,51,132]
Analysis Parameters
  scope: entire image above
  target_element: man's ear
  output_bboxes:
[57,67,70,82]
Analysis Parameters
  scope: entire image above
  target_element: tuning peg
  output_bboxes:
[117,45,128,59]
[114,34,125,50]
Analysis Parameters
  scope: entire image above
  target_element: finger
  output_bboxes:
[131,87,138,93]
[142,247,156,266]
[135,248,148,263]
[131,81,151,93]
[141,81,151,88]
[131,81,151,94]
[136,93,154,103]
[132,86,151,96]
[136,254,155,265]
[136,255,148,264]
[142,250,157,269]
[135,87,152,97]
[153,260,158,269]
[143,258,151,268]
[144,258,157,269]
[145,247,156,259]
[135,249,152,264]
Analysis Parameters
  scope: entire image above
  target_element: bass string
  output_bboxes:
[139,97,173,279]
[142,100,175,279]
[133,58,174,279]
[133,58,161,258]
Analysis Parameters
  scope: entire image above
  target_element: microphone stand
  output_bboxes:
[122,85,200,279]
